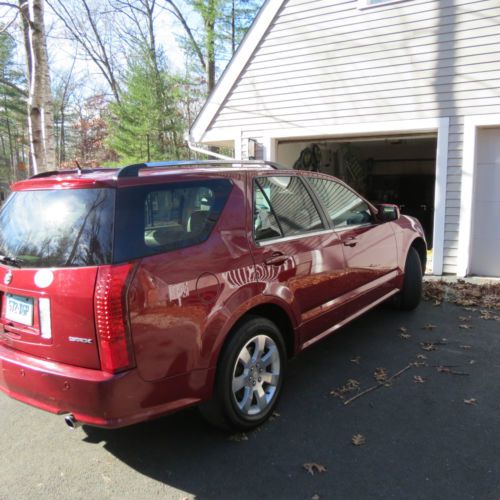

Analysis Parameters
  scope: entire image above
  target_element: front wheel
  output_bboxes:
[392,247,423,310]
[200,316,286,431]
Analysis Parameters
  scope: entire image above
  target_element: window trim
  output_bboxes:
[357,0,412,9]
[251,174,327,245]
[257,228,335,247]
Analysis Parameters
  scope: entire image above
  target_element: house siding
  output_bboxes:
[204,0,500,274]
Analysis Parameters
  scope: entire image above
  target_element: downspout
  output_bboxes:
[187,140,235,160]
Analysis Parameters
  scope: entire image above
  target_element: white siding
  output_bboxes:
[204,0,500,274]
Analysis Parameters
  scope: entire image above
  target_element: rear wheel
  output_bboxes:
[200,316,286,431]
[392,247,423,310]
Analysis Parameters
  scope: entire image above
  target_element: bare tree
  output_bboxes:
[19,0,56,174]
[46,0,122,103]
[53,58,77,164]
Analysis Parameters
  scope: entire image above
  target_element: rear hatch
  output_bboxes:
[0,187,114,369]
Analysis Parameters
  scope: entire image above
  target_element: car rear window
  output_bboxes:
[0,188,114,268]
[113,179,232,262]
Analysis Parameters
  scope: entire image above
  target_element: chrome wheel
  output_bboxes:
[231,334,281,417]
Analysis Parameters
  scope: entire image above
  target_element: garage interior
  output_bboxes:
[277,135,437,249]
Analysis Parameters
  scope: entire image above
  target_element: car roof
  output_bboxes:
[11,160,294,191]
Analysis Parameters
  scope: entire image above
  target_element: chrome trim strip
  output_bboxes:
[257,229,334,246]
[302,287,399,350]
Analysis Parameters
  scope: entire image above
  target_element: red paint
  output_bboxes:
[0,165,426,428]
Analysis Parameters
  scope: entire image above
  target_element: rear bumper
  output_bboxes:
[0,343,213,428]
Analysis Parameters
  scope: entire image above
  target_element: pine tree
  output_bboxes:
[106,51,187,163]
[0,31,28,183]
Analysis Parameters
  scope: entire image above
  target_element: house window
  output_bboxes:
[358,0,412,8]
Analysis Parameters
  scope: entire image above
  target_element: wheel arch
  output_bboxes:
[409,237,427,274]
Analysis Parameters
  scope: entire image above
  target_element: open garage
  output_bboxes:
[277,135,437,249]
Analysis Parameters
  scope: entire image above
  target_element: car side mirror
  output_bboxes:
[376,203,400,222]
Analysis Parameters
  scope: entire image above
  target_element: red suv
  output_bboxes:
[0,161,426,430]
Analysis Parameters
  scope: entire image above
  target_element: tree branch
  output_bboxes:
[0,77,28,97]
[161,0,205,69]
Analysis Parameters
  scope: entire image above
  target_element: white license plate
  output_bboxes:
[5,294,34,326]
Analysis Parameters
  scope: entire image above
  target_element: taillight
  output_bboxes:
[94,263,135,373]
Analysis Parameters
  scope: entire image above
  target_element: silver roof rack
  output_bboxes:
[116,160,288,178]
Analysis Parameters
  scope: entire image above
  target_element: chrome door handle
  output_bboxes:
[264,253,290,266]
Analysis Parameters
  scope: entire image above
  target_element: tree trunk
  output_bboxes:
[19,0,57,174]
[206,0,216,93]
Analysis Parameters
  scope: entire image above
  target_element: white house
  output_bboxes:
[189,0,500,278]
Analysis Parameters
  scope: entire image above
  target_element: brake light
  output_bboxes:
[94,263,135,373]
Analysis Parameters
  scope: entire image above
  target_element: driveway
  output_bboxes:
[1,298,499,499]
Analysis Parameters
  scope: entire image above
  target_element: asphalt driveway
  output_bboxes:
[1,298,499,499]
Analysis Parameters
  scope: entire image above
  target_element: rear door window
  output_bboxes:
[254,176,325,242]
[114,179,232,262]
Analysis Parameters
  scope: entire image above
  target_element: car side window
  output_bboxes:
[113,179,232,262]
[254,176,324,242]
[306,177,373,229]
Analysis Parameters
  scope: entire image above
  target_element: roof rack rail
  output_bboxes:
[116,160,288,178]
[30,168,106,179]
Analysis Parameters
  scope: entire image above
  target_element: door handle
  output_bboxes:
[264,252,290,266]
[343,237,358,247]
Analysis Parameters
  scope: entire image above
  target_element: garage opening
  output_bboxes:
[277,135,437,249]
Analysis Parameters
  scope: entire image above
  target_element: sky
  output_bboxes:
[1,1,190,98]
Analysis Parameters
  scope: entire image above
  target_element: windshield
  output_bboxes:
[0,188,114,268]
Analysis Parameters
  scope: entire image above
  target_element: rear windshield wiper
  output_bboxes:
[0,254,23,268]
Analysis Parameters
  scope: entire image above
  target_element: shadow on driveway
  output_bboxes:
[81,302,500,499]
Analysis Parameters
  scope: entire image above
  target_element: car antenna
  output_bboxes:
[75,160,82,176]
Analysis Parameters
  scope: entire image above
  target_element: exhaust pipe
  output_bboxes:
[64,414,82,429]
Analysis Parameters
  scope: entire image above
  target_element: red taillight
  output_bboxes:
[94,263,135,373]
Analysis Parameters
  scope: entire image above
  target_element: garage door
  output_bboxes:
[470,128,500,277]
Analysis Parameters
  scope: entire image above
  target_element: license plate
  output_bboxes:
[5,294,34,326]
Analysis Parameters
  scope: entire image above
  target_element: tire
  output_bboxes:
[392,247,423,310]
[199,316,286,431]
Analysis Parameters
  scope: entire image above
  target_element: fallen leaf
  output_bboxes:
[303,463,327,475]
[433,300,442,306]
[479,310,500,321]
[351,434,366,446]
[229,433,248,442]
[413,375,426,384]
[350,356,361,365]
[460,345,472,350]
[416,354,427,360]
[423,323,437,331]
[330,379,360,398]
[423,280,500,309]
[399,333,411,339]
[464,398,477,406]
[373,368,388,382]
[459,324,473,330]
[311,495,321,500]
[269,411,280,421]
[420,342,436,352]
[459,316,472,322]
[437,366,451,373]
[436,365,469,376]
[399,326,408,333]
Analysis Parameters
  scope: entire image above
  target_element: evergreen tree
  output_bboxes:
[106,51,187,163]
[0,31,28,183]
